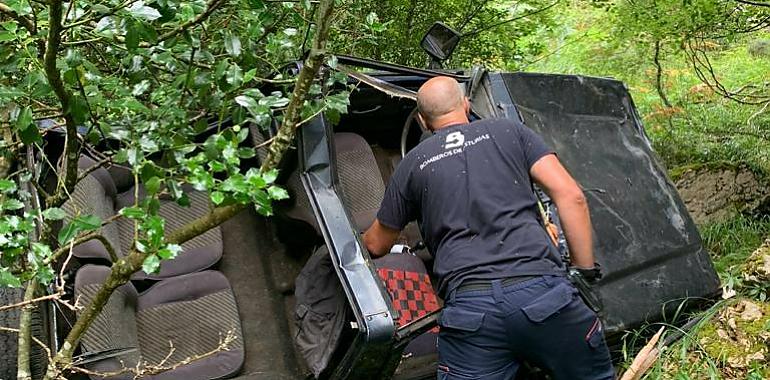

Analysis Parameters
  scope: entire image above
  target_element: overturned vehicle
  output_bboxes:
[1,23,721,380]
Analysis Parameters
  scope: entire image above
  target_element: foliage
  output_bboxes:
[334,0,558,69]
[525,0,770,173]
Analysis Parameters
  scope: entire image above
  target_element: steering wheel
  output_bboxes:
[400,107,430,158]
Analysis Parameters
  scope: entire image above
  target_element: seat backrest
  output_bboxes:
[74,265,141,375]
[334,133,386,232]
[62,156,123,260]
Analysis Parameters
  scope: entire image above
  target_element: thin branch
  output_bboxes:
[0,2,37,34]
[153,0,224,44]
[734,0,770,7]
[68,330,236,378]
[462,0,559,37]
[0,326,52,359]
[0,291,63,312]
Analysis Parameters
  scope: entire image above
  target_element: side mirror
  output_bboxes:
[421,22,461,64]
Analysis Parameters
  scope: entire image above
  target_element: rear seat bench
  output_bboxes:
[63,155,244,378]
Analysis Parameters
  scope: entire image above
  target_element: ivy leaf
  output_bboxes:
[119,206,146,219]
[0,179,16,193]
[263,169,278,184]
[142,254,161,274]
[226,63,243,87]
[57,222,79,244]
[210,191,225,205]
[0,268,21,288]
[224,34,242,57]
[145,176,162,195]
[235,95,258,110]
[73,215,101,231]
[42,207,67,220]
[1,199,24,211]
[157,244,182,260]
[128,2,162,21]
[267,185,289,200]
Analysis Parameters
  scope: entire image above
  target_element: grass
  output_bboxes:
[700,214,770,276]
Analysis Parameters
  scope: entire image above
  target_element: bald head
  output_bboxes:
[416,76,470,131]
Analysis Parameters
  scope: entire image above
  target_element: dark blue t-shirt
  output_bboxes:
[377,118,565,298]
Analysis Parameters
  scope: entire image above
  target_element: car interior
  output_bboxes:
[60,78,444,380]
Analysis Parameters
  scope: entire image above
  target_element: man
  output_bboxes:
[363,76,615,379]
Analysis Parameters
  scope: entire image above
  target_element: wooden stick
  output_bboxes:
[620,326,665,380]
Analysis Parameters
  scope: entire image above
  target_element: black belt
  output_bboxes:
[456,276,538,293]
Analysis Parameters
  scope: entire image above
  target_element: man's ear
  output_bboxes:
[417,113,431,131]
[463,97,471,115]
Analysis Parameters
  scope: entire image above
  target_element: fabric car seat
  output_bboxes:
[374,252,440,358]
[74,265,244,379]
[62,156,223,279]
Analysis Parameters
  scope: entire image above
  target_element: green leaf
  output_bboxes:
[0,179,16,193]
[119,206,146,219]
[243,69,257,83]
[42,207,67,220]
[263,169,278,184]
[224,33,242,57]
[126,21,140,49]
[145,176,162,195]
[142,254,161,273]
[0,32,15,42]
[157,243,182,260]
[210,191,225,205]
[1,199,24,210]
[235,95,258,110]
[36,266,55,284]
[128,2,162,21]
[267,185,289,200]
[18,124,41,145]
[57,222,79,244]
[73,215,101,231]
[15,107,33,135]
[208,160,226,172]
[0,268,21,288]
[225,63,243,87]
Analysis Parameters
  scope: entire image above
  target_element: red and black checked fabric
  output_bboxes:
[377,268,440,332]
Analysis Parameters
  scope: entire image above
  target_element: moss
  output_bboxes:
[697,299,770,376]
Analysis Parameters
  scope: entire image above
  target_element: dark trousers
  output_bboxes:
[437,276,615,380]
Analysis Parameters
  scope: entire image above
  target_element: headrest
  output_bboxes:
[78,155,117,199]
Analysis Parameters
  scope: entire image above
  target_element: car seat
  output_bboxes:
[74,265,244,379]
[62,156,223,279]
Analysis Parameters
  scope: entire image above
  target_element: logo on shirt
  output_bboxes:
[444,132,465,150]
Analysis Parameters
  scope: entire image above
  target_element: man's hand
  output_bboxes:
[530,154,595,269]
[363,219,401,258]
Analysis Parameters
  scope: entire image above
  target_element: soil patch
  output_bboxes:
[673,163,769,225]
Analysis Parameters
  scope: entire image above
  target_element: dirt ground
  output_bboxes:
[673,164,769,225]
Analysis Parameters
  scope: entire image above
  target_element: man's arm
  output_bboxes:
[363,219,401,258]
[530,154,595,269]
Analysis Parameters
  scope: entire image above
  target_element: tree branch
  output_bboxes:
[16,281,39,379]
[260,0,335,171]
[44,0,81,209]
[0,2,37,34]
[653,40,672,108]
